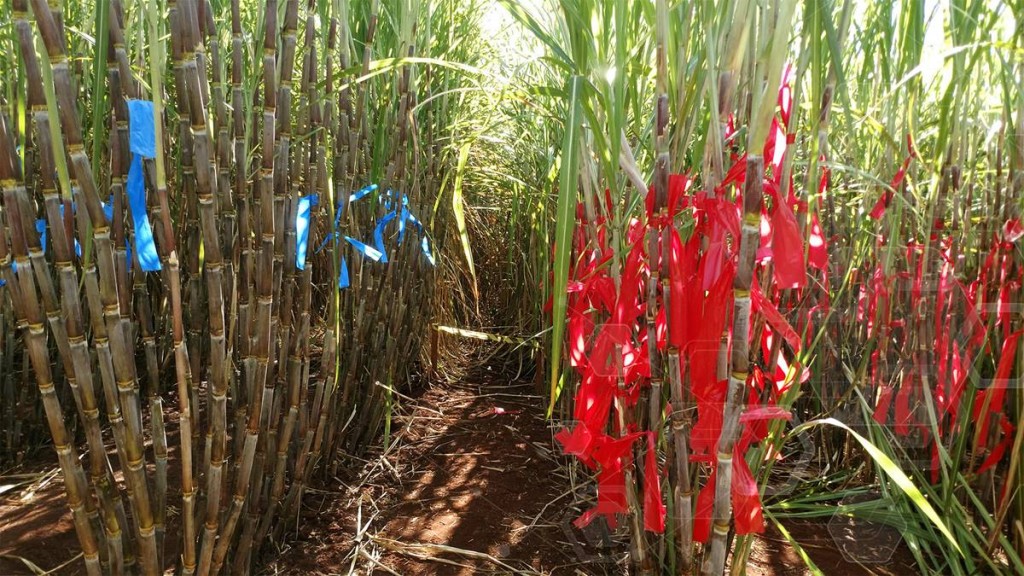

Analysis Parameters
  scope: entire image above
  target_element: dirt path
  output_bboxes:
[269,377,921,576]
[270,378,595,575]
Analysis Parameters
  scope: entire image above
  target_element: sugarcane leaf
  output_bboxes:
[793,418,963,556]
[452,142,478,303]
[497,0,573,70]
[89,0,109,184]
[547,74,582,416]
[765,511,825,575]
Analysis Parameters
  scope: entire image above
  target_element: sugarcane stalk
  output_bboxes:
[231,0,256,476]
[135,0,202,573]
[702,156,762,576]
[281,88,326,524]
[259,1,322,546]
[168,2,229,572]
[0,114,102,576]
[210,4,278,573]
[30,2,161,572]
[12,6,128,572]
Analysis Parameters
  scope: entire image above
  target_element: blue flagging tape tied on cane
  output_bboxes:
[345,236,384,262]
[349,183,378,204]
[126,100,162,272]
[338,256,350,289]
[17,196,132,282]
[35,204,83,259]
[296,194,319,270]
[100,195,132,268]
[312,184,436,289]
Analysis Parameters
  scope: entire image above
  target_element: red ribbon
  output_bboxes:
[644,432,666,533]
[869,142,915,220]
[972,330,1022,447]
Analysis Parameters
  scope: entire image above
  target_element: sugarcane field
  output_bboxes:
[0,0,1023,574]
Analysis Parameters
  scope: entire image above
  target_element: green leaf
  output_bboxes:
[792,418,964,556]
[547,74,582,416]
[497,0,574,70]
[452,142,479,303]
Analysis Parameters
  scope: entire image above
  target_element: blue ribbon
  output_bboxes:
[349,183,378,204]
[338,256,350,289]
[372,211,397,264]
[295,194,319,270]
[403,210,435,266]
[128,100,157,157]
[398,198,410,244]
[344,236,384,262]
[102,195,114,223]
[315,185,369,255]
[127,100,162,272]
[314,184,436,272]
[36,219,47,251]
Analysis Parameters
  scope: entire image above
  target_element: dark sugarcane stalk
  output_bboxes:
[106,4,167,568]
[6,14,75,430]
[172,1,230,572]
[314,12,339,477]
[29,2,162,573]
[328,1,364,468]
[231,0,255,473]
[107,25,152,500]
[261,0,300,479]
[284,61,329,524]
[83,152,140,572]
[0,114,102,576]
[14,0,120,516]
[210,4,279,573]
[208,4,237,420]
[136,0,201,572]
[350,0,379,178]
[359,20,420,456]
[239,4,301,569]
[167,0,205,430]
[123,0,168,567]
[106,0,133,319]
[269,0,301,379]
[265,158,298,534]
[336,11,353,197]
[254,2,316,545]
[11,10,128,570]
[276,258,316,539]
[326,3,363,464]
